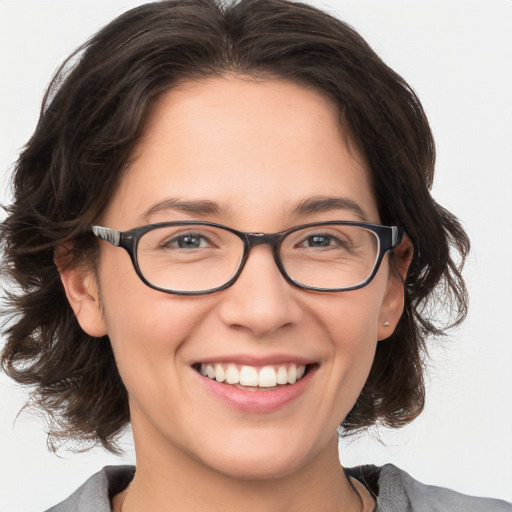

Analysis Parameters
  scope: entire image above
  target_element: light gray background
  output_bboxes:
[1,1,511,510]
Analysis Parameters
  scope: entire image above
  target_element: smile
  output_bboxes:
[197,362,307,388]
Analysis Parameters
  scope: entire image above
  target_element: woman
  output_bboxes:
[1,0,510,511]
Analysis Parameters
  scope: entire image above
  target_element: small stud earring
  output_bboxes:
[383,321,391,326]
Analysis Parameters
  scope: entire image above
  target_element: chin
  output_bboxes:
[191,429,323,481]
[208,452,307,481]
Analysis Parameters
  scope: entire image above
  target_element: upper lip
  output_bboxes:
[190,353,317,366]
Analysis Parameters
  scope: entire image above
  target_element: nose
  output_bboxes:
[217,245,302,336]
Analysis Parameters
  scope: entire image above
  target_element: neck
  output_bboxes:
[119,431,362,512]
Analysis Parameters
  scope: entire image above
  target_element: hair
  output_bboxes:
[1,0,469,452]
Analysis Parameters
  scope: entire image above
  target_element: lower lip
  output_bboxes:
[196,366,316,413]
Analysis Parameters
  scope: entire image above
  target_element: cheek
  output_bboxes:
[313,285,385,398]
[329,307,379,384]
[104,291,201,364]
[318,286,383,351]
[97,251,209,387]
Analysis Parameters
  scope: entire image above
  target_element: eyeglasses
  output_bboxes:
[91,221,404,295]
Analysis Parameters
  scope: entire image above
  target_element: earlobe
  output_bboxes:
[55,247,108,338]
[377,236,413,340]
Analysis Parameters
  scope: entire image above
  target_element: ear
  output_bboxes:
[55,247,108,338]
[377,236,413,341]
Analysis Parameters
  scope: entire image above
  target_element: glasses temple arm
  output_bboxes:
[91,225,122,247]
[391,226,405,248]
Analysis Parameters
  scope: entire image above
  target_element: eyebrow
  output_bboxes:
[142,195,369,223]
[142,197,230,221]
[290,196,370,222]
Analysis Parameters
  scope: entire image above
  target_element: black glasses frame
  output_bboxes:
[91,221,404,295]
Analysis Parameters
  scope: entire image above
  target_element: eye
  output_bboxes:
[163,232,212,249]
[298,232,350,249]
[301,234,336,248]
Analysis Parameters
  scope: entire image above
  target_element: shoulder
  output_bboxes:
[43,465,135,512]
[348,464,511,512]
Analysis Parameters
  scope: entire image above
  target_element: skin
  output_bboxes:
[61,76,411,512]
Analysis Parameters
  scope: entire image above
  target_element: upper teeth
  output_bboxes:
[199,363,306,387]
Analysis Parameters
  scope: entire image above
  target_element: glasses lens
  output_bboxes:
[280,224,380,290]
[137,224,244,293]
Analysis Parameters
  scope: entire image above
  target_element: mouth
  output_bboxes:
[192,362,313,391]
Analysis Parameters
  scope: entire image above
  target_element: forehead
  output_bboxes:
[103,76,378,229]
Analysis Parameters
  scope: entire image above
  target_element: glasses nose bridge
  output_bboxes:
[242,232,284,271]
[238,231,287,286]
[244,232,281,251]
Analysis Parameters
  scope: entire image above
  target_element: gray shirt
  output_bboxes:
[45,464,511,512]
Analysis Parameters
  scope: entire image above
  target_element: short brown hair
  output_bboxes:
[1,0,469,452]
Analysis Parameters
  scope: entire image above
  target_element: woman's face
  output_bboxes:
[66,77,407,479]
